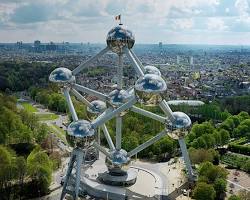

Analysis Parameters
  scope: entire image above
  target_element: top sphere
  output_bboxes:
[49,67,75,85]
[106,26,135,54]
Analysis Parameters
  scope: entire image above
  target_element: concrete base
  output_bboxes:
[98,168,138,186]
[63,166,162,200]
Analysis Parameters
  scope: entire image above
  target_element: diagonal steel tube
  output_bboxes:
[73,83,108,102]
[130,106,166,123]
[63,87,78,121]
[71,88,93,108]
[130,49,144,71]
[159,100,175,122]
[91,97,137,128]
[127,129,167,157]
[101,124,115,150]
[72,47,110,75]
[124,48,144,77]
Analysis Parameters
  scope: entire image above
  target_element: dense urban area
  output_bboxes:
[0,41,250,200]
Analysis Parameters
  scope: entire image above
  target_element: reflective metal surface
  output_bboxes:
[87,100,107,114]
[167,112,191,139]
[105,149,130,175]
[106,26,135,54]
[135,74,167,104]
[49,67,75,84]
[66,120,95,147]
[108,89,132,106]
[144,65,161,76]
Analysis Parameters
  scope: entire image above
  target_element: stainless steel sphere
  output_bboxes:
[106,26,135,54]
[108,89,132,107]
[134,74,167,105]
[87,100,107,119]
[105,149,130,175]
[144,65,161,76]
[66,120,95,147]
[49,67,75,85]
[167,112,191,139]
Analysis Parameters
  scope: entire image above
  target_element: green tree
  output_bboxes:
[219,129,230,145]
[228,195,242,200]
[214,178,227,197]
[193,182,216,200]
[27,146,53,195]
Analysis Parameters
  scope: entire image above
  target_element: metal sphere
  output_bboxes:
[105,149,130,175]
[84,146,98,164]
[67,120,95,147]
[167,112,191,139]
[144,65,161,76]
[108,89,132,107]
[134,74,167,105]
[87,100,107,119]
[106,26,135,54]
[49,67,75,85]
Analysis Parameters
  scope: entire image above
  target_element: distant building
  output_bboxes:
[159,42,162,49]
[189,56,194,65]
[46,42,57,51]
[16,41,23,49]
[177,55,180,64]
[34,40,41,52]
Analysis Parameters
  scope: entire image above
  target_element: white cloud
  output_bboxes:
[0,0,250,44]
[207,18,228,31]
[235,0,250,23]
[171,18,194,30]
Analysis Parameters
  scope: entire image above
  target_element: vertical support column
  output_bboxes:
[117,54,123,89]
[74,148,83,200]
[60,148,84,200]
[96,127,101,159]
[178,138,194,181]
[60,153,75,200]
[116,116,122,150]
[116,54,123,151]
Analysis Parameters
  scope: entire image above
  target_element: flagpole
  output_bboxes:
[119,14,122,25]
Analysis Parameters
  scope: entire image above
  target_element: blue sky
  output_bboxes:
[0,0,250,44]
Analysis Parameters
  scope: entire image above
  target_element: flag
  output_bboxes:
[115,14,121,21]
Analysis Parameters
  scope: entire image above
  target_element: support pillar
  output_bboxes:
[61,148,84,200]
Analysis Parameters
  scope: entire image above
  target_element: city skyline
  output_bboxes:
[0,0,250,45]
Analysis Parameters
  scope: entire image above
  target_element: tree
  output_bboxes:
[191,121,214,138]
[198,162,228,183]
[214,178,227,197]
[219,129,230,145]
[189,148,215,164]
[242,160,250,173]
[27,146,53,195]
[193,182,216,200]
[122,134,139,152]
[229,195,242,200]
[0,145,17,199]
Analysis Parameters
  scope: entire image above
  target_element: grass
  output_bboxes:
[36,113,59,121]
[52,124,66,136]
[48,124,67,144]
[20,102,38,113]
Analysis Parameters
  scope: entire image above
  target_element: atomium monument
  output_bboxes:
[49,23,196,200]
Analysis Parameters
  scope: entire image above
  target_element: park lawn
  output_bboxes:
[20,102,38,112]
[48,124,67,144]
[36,113,59,121]
[52,124,66,136]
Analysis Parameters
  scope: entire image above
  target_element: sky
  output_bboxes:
[0,0,250,45]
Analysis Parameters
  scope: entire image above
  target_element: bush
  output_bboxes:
[228,144,250,156]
